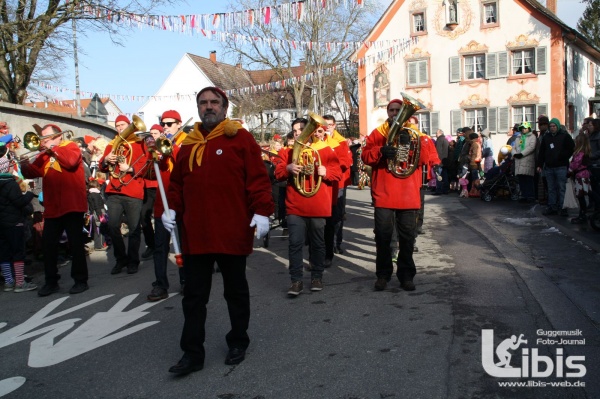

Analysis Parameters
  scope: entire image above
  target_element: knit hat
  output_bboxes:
[519,121,532,131]
[196,86,229,109]
[387,99,403,110]
[84,135,96,145]
[115,115,130,125]
[549,117,561,127]
[512,123,520,131]
[161,110,182,122]
[150,124,164,133]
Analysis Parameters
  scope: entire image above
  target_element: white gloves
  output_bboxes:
[250,214,270,239]
[161,209,176,232]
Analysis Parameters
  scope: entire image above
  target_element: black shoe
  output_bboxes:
[400,280,416,291]
[225,348,246,365]
[335,246,344,255]
[127,265,139,274]
[141,247,155,260]
[147,286,168,302]
[413,245,419,253]
[417,227,424,235]
[69,282,89,295]
[323,258,332,268]
[374,278,387,291]
[168,355,203,375]
[38,283,60,297]
[110,264,124,275]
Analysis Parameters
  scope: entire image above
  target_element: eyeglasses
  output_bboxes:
[160,121,176,127]
[327,124,335,127]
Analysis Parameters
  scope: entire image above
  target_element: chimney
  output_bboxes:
[209,51,217,64]
[546,0,556,14]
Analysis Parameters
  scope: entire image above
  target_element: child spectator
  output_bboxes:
[569,134,592,224]
[458,166,469,198]
[87,179,108,251]
[0,152,37,292]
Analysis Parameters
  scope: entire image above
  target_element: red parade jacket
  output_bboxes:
[167,126,274,256]
[99,140,148,199]
[361,122,439,210]
[275,141,342,218]
[20,141,88,218]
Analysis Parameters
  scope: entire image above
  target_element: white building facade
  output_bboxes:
[356,0,600,151]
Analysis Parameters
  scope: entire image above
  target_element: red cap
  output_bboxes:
[387,99,403,110]
[115,115,130,125]
[150,124,164,133]
[273,134,282,140]
[161,110,182,122]
[84,135,96,145]
[196,86,229,108]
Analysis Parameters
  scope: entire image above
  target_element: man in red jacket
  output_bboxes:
[275,118,342,296]
[361,98,439,292]
[163,87,273,375]
[99,115,149,275]
[20,124,89,296]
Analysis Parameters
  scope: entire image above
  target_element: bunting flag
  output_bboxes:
[27,37,415,106]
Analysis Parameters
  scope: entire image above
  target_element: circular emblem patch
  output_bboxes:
[216,149,223,155]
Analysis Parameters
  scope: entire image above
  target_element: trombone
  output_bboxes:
[16,130,74,163]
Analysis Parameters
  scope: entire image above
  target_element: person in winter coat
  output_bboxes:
[536,118,575,216]
[513,122,537,203]
[0,153,36,292]
[568,134,592,224]
[480,128,495,172]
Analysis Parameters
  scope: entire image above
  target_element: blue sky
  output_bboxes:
[54,0,587,115]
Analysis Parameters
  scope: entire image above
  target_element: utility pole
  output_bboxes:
[72,18,82,117]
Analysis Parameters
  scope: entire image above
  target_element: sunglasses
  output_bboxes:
[160,121,177,127]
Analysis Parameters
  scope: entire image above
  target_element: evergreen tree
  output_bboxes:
[577,0,600,49]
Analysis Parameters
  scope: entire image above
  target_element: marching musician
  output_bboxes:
[163,87,273,374]
[20,124,89,296]
[146,110,187,302]
[361,99,439,292]
[99,114,149,275]
[322,115,353,265]
[274,118,341,296]
[140,126,161,262]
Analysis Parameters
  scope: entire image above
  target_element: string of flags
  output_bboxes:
[28,36,416,105]
[79,0,364,34]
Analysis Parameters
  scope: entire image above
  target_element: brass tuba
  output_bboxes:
[108,115,146,179]
[386,93,426,178]
[291,112,326,197]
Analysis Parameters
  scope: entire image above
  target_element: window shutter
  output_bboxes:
[430,112,439,133]
[486,53,498,79]
[451,109,462,134]
[535,46,547,74]
[498,106,509,133]
[419,60,428,84]
[487,107,498,133]
[497,51,509,78]
[449,56,461,83]
[573,53,579,81]
[536,103,548,119]
[408,62,418,85]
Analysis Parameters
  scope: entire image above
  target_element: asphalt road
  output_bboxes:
[0,187,598,399]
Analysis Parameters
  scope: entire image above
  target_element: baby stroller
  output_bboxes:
[479,158,520,202]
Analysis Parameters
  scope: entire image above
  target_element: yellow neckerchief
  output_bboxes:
[310,138,328,151]
[376,121,391,139]
[331,130,346,144]
[324,133,340,149]
[43,140,72,176]
[182,119,241,171]
[165,132,188,172]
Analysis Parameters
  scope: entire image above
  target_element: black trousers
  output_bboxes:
[42,212,88,284]
[374,208,418,283]
[106,194,142,267]
[180,254,250,362]
[324,195,344,260]
[141,188,156,249]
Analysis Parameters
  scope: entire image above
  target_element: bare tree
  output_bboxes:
[0,0,180,104]
[223,0,382,118]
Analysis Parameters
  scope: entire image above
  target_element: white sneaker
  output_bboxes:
[14,282,38,293]
[3,282,14,292]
